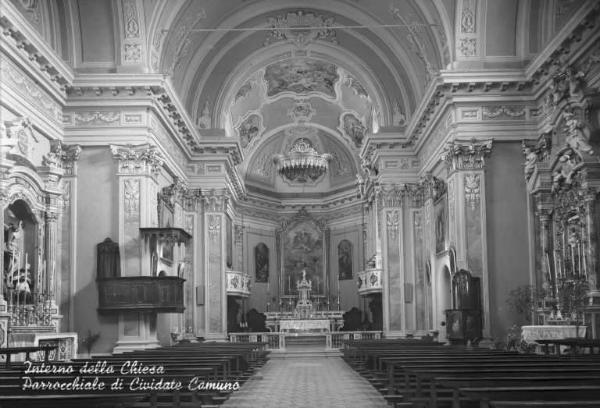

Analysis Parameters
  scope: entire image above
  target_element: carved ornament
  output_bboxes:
[441,139,493,172]
[110,144,164,176]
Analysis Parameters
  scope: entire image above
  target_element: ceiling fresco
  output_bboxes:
[264,59,339,98]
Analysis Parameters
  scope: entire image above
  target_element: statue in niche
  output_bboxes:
[338,240,353,280]
[254,243,269,283]
[97,238,121,279]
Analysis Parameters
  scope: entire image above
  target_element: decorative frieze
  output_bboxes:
[482,105,526,120]
[110,144,164,176]
[441,139,493,172]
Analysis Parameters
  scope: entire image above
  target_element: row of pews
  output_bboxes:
[0,341,269,408]
[342,338,600,408]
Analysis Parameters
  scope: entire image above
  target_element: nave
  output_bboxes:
[222,346,388,408]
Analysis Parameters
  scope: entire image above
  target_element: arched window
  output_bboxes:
[338,240,353,280]
[254,243,269,282]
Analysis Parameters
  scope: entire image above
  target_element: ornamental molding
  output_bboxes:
[1,59,63,123]
[440,139,493,172]
[67,79,200,155]
[377,184,405,208]
[418,173,446,202]
[401,3,600,149]
[0,3,73,91]
[386,210,400,241]
[41,141,82,176]
[202,189,229,213]
[263,11,338,47]
[464,173,481,209]
[110,143,164,176]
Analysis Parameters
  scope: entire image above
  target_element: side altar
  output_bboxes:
[265,270,343,333]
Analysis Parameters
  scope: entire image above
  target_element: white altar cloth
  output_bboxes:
[521,325,587,343]
[280,319,330,333]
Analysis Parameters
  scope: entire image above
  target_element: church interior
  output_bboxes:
[2,0,600,407]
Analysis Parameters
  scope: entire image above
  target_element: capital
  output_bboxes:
[441,138,493,172]
[110,143,164,176]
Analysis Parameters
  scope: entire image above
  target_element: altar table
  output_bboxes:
[279,319,330,333]
[521,325,587,343]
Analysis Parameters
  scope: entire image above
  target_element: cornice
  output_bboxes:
[0,1,73,92]
[402,2,600,151]
[67,75,202,156]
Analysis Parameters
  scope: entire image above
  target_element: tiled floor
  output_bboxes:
[222,353,389,408]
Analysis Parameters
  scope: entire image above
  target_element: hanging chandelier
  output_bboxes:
[273,138,332,183]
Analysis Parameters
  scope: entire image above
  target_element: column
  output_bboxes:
[110,144,163,352]
[202,189,229,340]
[441,139,493,337]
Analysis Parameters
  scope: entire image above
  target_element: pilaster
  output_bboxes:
[110,143,164,352]
[202,189,229,340]
[441,138,493,336]
[378,184,405,337]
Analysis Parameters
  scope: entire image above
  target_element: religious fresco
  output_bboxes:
[342,113,367,147]
[338,239,353,280]
[254,243,269,283]
[264,59,339,98]
[283,220,323,295]
[237,113,261,148]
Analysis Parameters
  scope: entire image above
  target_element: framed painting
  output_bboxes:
[435,194,448,254]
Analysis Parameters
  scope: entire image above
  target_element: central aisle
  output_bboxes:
[222,350,389,408]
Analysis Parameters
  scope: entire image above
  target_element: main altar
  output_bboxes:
[265,270,343,333]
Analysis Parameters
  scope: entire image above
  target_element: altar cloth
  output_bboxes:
[279,319,330,333]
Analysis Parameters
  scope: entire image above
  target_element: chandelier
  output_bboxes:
[273,138,331,183]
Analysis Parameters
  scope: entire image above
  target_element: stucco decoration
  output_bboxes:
[341,113,367,147]
[263,11,338,47]
[287,100,316,123]
[237,113,263,149]
[264,59,339,98]
[197,101,211,129]
[343,73,369,99]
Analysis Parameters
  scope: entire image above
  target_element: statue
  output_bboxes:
[522,142,538,178]
[564,112,594,157]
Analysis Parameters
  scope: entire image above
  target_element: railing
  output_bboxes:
[357,268,383,295]
[229,332,284,349]
[329,331,382,349]
[228,331,383,350]
[226,270,251,297]
[97,276,185,313]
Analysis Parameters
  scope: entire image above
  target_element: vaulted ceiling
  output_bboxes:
[13,0,588,200]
